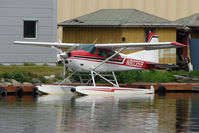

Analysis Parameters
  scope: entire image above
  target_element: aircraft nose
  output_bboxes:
[64,60,69,64]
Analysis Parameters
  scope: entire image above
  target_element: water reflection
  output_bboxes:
[0,93,199,133]
[64,95,155,133]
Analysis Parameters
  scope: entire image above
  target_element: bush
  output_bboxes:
[116,70,144,83]
[41,76,47,83]
[0,72,13,79]
[12,71,30,83]
[23,62,36,66]
[55,75,64,80]
[116,70,175,83]
[188,70,199,76]
[142,70,175,83]
[43,63,48,66]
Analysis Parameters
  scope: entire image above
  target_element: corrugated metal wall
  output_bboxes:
[62,27,144,44]
[156,28,177,63]
[58,0,199,41]
[0,0,57,64]
[58,0,199,64]
[63,27,122,44]
[63,27,177,63]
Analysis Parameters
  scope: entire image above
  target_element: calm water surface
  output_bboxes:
[0,93,199,133]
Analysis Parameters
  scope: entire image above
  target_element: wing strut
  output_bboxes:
[90,70,119,87]
[59,71,77,85]
[89,47,126,87]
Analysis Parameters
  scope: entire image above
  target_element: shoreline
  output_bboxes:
[0,82,199,98]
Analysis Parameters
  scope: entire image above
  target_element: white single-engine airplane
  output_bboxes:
[14,32,185,95]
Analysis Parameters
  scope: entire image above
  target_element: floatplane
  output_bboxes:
[14,32,185,95]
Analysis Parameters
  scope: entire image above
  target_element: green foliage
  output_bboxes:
[56,63,64,67]
[26,72,37,78]
[116,70,176,83]
[43,63,49,66]
[0,65,64,84]
[0,71,31,83]
[4,78,12,83]
[116,71,143,83]
[143,70,175,83]
[0,72,13,79]
[55,75,64,80]
[12,71,31,83]
[41,76,47,83]
[23,62,36,66]
[1,65,199,84]
[187,70,199,76]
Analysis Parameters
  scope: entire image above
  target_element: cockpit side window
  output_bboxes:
[97,48,108,57]
[90,47,96,55]
[108,50,120,58]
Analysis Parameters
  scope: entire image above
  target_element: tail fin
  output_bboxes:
[147,32,158,43]
[127,32,159,63]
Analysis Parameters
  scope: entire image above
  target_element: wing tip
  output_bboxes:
[171,42,186,47]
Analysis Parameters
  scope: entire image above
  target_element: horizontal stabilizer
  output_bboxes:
[146,63,178,69]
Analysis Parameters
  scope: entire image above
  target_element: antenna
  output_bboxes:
[107,40,112,44]
[92,38,98,44]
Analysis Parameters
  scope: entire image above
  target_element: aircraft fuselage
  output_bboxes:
[65,47,154,72]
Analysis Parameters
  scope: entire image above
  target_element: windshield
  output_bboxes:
[77,44,96,55]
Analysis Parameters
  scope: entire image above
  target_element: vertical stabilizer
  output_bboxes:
[128,32,159,63]
[147,32,158,43]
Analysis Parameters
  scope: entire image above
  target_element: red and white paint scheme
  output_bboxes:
[71,86,154,95]
[14,33,185,95]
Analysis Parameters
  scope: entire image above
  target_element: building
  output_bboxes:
[0,0,57,65]
[57,0,199,41]
[175,13,199,70]
[58,9,181,64]
[57,0,199,65]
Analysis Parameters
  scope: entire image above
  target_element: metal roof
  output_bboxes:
[174,13,199,27]
[58,9,179,27]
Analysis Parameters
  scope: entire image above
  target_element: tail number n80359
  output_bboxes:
[126,59,144,68]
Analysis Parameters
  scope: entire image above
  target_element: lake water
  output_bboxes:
[0,93,199,133]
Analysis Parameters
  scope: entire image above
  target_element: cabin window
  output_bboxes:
[97,49,108,57]
[24,20,37,39]
[90,47,96,55]
[108,51,120,58]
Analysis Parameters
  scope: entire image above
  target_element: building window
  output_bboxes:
[24,20,37,39]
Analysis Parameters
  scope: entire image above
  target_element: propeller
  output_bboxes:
[51,42,78,76]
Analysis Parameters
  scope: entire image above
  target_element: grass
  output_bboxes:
[0,65,63,83]
[1,65,199,83]
[115,70,175,83]
[0,65,62,76]
[116,70,199,83]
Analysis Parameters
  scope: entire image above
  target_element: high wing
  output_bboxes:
[14,41,78,48]
[14,41,185,50]
[95,42,185,51]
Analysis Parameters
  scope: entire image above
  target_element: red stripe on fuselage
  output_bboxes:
[84,88,141,92]
[69,56,153,69]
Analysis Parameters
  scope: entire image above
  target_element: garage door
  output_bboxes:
[190,39,199,70]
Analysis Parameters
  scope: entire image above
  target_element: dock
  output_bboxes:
[0,83,199,98]
[0,84,36,98]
